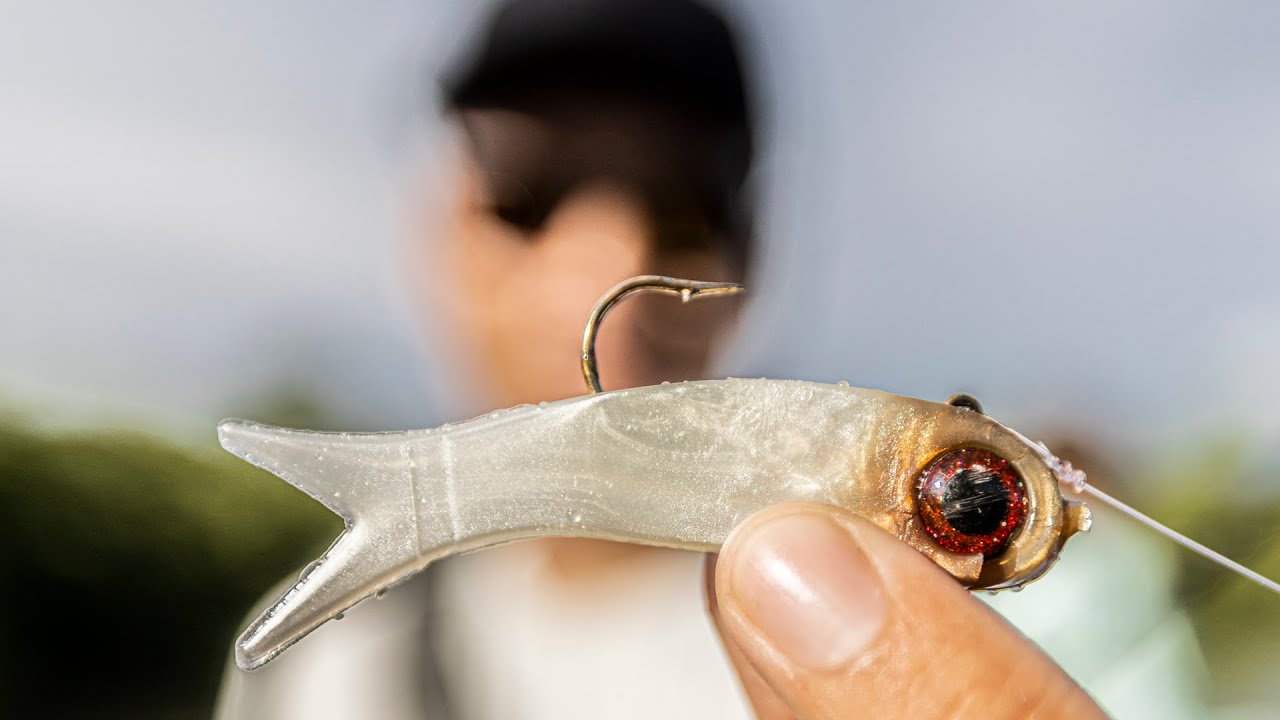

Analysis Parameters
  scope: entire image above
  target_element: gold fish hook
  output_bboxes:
[580,275,746,394]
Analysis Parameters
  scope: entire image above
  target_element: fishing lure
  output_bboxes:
[220,276,1278,671]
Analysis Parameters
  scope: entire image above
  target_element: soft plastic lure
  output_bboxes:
[220,276,1277,671]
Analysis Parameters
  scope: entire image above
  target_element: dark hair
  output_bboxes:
[442,0,756,272]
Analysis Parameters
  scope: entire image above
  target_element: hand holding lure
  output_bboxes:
[220,276,1278,671]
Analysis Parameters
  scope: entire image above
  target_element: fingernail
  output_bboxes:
[726,510,886,670]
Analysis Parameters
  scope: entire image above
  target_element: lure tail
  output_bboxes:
[218,421,427,670]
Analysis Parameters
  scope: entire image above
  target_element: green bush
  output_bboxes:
[0,423,337,718]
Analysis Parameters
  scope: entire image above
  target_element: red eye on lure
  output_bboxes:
[917,448,1028,558]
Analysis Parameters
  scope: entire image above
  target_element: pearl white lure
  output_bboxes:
[221,376,1094,670]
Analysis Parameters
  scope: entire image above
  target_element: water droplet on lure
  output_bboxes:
[568,509,583,525]
[836,380,850,387]
[334,612,345,621]
[680,288,693,302]
[299,560,322,581]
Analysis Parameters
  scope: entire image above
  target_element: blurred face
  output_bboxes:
[425,106,745,411]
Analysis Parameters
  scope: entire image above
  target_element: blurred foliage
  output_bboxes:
[0,421,338,719]
[1125,437,1280,703]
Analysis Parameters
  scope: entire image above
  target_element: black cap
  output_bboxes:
[442,0,756,272]
[443,0,752,134]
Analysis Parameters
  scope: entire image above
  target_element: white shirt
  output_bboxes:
[216,542,753,720]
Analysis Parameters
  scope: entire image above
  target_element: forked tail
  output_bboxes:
[217,420,425,670]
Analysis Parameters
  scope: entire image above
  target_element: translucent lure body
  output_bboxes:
[219,378,1090,670]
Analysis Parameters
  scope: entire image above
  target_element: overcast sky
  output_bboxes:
[2,0,1278,452]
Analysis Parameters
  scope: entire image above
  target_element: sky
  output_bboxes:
[2,0,1278,453]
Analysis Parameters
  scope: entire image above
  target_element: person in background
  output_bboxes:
[218,1,1103,718]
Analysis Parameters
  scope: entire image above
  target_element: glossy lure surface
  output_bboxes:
[219,378,1091,671]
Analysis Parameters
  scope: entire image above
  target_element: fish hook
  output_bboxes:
[580,275,746,394]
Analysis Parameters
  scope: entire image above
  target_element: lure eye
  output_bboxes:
[916,448,1028,558]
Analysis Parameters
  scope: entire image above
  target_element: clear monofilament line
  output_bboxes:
[1082,485,1280,595]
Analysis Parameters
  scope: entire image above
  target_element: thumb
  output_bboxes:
[711,503,1105,720]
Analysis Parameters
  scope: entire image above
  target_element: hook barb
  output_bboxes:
[580,275,745,394]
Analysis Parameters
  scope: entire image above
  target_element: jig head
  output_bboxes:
[218,275,1275,672]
